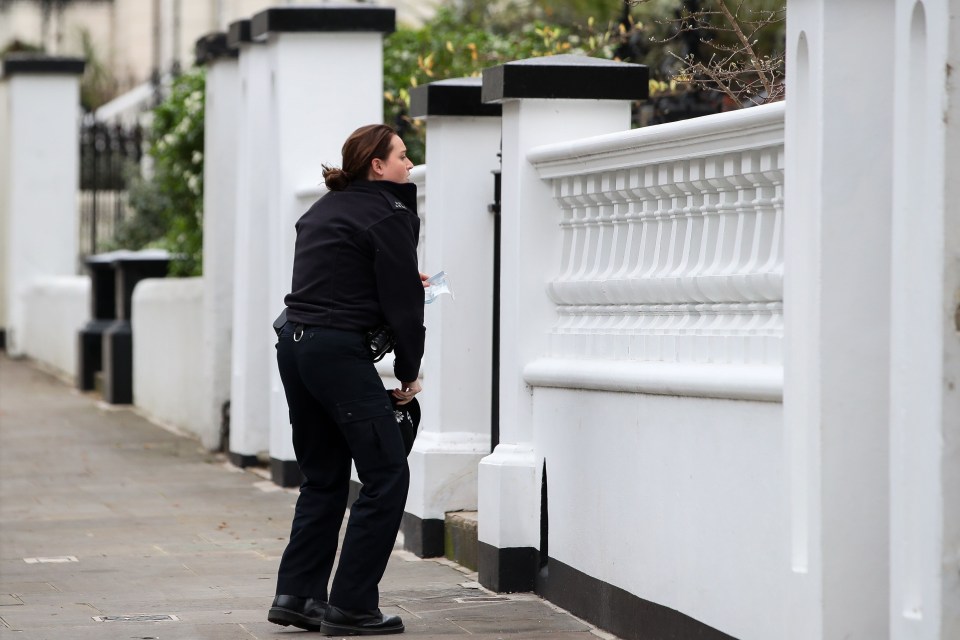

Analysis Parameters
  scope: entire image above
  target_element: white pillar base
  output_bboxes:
[477,443,539,591]
[402,432,488,556]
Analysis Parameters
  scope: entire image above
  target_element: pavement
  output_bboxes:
[0,355,613,640]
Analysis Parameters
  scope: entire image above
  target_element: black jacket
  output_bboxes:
[284,180,424,382]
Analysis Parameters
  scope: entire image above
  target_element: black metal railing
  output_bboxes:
[78,116,144,260]
[488,164,502,452]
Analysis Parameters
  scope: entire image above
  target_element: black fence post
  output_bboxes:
[90,122,101,255]
[78,118,144,260]
[488,166,502,453]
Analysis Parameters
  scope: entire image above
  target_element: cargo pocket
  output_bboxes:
[336,394,393,424]
[335,394,406,469]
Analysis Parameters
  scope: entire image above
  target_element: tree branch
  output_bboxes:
[714,0,773,98]
[628,0,784,107]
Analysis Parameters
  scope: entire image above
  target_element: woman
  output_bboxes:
[268,124,422,636]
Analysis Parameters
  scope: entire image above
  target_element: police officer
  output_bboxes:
[268,124,422,635]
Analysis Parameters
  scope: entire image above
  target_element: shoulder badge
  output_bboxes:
[378,190,410,211]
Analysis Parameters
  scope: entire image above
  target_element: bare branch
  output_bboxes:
[627,0,784,107]
[715,0,773,97]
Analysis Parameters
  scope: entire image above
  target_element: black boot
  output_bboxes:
[268,594,327,631]
[320,604,404,635]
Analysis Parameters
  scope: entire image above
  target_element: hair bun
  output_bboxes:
[322,165,349,191]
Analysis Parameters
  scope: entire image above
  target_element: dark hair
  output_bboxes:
[322,124,397,191]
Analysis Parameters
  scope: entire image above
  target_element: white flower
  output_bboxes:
[175,117,192,135]
[184,90,204,115]
[192,151,203,165]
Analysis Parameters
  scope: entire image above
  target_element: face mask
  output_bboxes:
[424,271,454,304]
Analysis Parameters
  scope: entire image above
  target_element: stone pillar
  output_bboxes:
[195,32,239,450]
[783,2,896,637]
[251,5,395,486]
[226,18,271,468]
[889,1,960,638]
[477,56,648,592]
[0,55,85,355]
[402,78,502,557]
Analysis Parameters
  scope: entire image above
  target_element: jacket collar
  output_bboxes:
[349,180,418,216]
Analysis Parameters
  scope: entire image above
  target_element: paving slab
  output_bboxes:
[0,355,616,640]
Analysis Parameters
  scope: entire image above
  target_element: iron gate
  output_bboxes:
[78,115,144,259]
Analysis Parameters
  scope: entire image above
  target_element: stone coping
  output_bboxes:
[227,19,254,48]
[250,6,396,40]
[482,54,648,103]
[2,54,85,77]
[410,78,502,119]
[195,32,238,65]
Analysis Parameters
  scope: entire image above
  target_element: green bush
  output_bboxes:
[150,69,206,276]
[119,69,205,276]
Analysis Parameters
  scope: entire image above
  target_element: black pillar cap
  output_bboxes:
[86,250,142,265]
[227,20,255,48]
[481,54,649,104]
[410,77,503,119]
[250,6,396,41]
[89,249,172,266]
[195,32,239,65]
[110,256,172,271]
[2,54,85,77]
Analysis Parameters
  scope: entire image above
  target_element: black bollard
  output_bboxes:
[101,250,171,404]
[76,251,123,391]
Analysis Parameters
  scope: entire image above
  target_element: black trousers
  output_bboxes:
[274,323,409,611]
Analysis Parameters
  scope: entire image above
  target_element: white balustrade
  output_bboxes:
[529,102,785,367]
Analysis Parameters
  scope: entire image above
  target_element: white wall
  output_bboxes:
[131,278,211,447]
[535,389,785,639]
[19,276,90,381]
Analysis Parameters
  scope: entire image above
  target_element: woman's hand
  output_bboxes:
[392,379,422,405]
[420,272,429,288]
